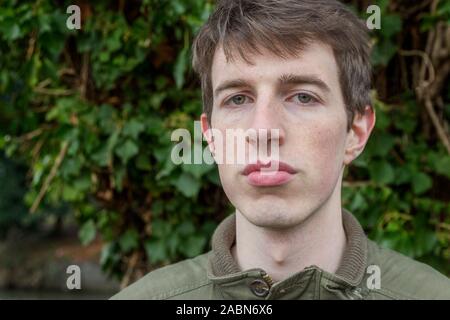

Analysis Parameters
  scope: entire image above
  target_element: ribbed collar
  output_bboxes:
[209,209,368,286]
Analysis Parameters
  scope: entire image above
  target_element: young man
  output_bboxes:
[112,0,450,299]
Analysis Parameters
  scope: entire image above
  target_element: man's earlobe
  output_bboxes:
[200,113,215,155]
[344,106,376,165]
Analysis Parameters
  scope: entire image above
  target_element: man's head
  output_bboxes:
[193,0,376,229]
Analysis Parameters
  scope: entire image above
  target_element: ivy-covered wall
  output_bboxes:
[0,0,449,284]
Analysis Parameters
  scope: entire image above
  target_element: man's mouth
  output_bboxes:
[242,161,297,187]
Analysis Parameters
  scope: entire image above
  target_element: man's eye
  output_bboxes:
[226,95,248,105]
[294,93,315,104]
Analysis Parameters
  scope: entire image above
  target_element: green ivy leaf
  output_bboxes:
[381,15,402,38]
[115,139,139,164]
[367,133,395,157]
[173,47,188,89]
[0,20,21,40]
[171,172,200,198]
[349,192,368,212]
[179,235,206,258]
[79,220,96,246]
[432,155,450,179]
[123,119,145,139]
[394,165,412,185]
[369,161,395,184]
[62,184,82,201]
[371,39,398,66]
[145,239,168,264]
[176,220,195,236]
[412,172,433,195]
[182,162,214,179]
[119,229,139,253]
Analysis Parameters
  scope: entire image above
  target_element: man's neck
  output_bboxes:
[231,188,347,283]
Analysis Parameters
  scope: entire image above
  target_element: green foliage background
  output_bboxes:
[0,0,449,282]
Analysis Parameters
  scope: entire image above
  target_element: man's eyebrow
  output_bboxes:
[214,79,250,98]
[214,73,331,98]
[278,73,331,93]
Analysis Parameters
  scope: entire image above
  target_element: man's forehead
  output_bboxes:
[211,42,339,86]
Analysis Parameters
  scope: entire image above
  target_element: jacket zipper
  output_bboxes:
[261,270,274,288]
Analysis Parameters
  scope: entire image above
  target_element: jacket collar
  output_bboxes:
[208,209,368,287]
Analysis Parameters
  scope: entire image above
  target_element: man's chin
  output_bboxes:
[238,205,312,230]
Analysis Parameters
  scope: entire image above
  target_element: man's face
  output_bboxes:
[205,42,357,229]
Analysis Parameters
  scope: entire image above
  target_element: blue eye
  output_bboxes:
[295,93,314,104]
[226,95,248,106]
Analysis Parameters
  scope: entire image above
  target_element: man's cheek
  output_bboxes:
[304,129,344,185]
[217,164,237,191]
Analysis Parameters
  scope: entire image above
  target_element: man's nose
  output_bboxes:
[245,98,285,147]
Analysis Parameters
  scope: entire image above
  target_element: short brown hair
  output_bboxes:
[191,0,372,130]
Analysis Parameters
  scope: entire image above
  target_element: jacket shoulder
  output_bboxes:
[110,252,213,300]
[366,240,450,299]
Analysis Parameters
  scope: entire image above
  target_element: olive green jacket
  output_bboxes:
[111,210,450,300]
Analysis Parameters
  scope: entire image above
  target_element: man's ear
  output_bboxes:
[344,106,376,165]
[200,113,215,155]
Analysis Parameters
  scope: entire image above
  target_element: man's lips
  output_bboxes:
[242,161,297,175]
[242,161,297,187]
